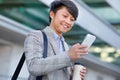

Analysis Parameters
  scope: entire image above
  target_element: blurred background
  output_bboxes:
[0,0,120,80]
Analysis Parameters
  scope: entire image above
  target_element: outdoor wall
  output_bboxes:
[0,41,29,80]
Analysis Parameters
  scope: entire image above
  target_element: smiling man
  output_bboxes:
[24,0,88,80]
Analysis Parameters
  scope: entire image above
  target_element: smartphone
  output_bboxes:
[81,34,96,49]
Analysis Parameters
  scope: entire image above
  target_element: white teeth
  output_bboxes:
[63,25,67,28]
[64,25,67,28]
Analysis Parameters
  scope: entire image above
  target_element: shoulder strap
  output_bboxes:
[12,31,48,80]
[42,31,48,58]
[11,52,25,80]
[36,31,48,80]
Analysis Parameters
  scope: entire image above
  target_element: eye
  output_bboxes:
[71,18,75,21]
[63,14,68,18]
[70,18,75,22]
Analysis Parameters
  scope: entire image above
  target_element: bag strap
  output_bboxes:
[42,31,48,58]
[36,31,48,80]
[11,52,25,80]
[12,31,48,80]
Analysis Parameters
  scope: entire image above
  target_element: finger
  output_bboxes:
[76,52,87,59]
[80,70,86,74]
[75,48,88,53]
[79,50,88,53]
[80,72,85,80]
[77,52,88,57]
[81,77,85,80]
[81,68,87,73]
[80,68,87,78]
[78,44,87,49]
[71,66,74,72]
[73,43,86,48]
[73,43,80,47]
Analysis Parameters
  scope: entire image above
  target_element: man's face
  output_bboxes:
[50,7,75,36]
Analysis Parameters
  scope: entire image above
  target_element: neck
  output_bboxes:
[50,25,62,37]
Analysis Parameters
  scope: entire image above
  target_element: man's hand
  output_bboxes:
[80,67,86,80]
[70,66,87,80]
[68,43,88,61]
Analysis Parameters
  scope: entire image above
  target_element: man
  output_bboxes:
[24,0,88,80]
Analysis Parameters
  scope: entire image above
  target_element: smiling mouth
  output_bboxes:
[62,23,70,29]
[62,25,67,29]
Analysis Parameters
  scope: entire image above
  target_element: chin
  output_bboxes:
[63,31,68,33]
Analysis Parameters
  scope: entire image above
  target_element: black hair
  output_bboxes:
[49,0,78,22]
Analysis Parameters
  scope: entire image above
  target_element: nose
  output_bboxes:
[66,18,72,24]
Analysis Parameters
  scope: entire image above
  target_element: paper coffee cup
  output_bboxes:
[72,64,84,80]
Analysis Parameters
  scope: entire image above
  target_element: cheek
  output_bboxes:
[69,27,73,30]
[70,23,74,28]
[71,23,74,26]
[67,26,73,31]
[69,23,74,29]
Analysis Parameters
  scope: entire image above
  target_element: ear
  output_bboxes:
[50,11,55,20]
